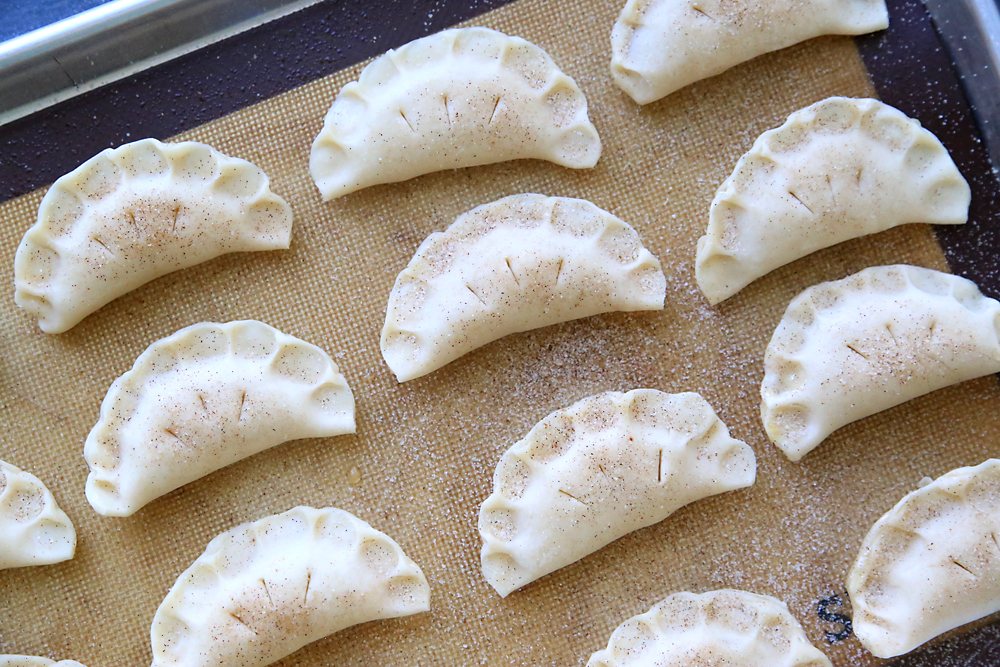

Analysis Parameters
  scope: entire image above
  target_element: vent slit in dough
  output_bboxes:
[0,461,76,570]
[381,194,666,382]
[761,265,1000,461]
[479,390,755,597]
[84,321,356,517]
[587,590,832,667]
[310,28,601,200]
[696,98,970,304]
[14,139,292,334]
[610,0,888,104]
[150,506,430,667]
[848,459,1000,658]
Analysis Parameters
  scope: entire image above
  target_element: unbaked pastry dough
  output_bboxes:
[0,461,76,570]
[587,590,832,667]
[85,321,355,517]
[848,459,1000,658]
[310,28,601,200]
[697,98,970,304]
[479,390,755,597]
[381,194,666,382]
[762,265,1000,461]
[611,0,889,104]
[14,138,292,333]
[150,506,430,667]
[0,657,86,667]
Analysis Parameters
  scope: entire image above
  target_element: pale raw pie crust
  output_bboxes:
[310,27,601,200]
[85,321,356,517]
[610,0,888,104]
[761,265,1000,461]
[381,194,666,382]
[587,589,832,667]
[848,459,1000,658]
[0,460,76,570]
[479,390,755,596]
[0,657,87,667]
[696,97,969,304]
[150,506,430,667]
[14,138,292,333]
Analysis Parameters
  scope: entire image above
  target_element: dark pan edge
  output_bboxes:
[857,2,1000,664]
[858,0,1000,300]
[0,0,997,660]
[0,0,514,203]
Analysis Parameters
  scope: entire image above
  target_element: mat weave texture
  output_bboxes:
[1,1,998,665]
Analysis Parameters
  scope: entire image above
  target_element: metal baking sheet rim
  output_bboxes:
[1,0,1000,173]
[2,0,1000,664]
[0,0,325,126]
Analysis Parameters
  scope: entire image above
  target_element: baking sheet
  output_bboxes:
[1,0,999,665]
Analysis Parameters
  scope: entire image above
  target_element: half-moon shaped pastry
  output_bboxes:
[85,321,355,516]
[848,459,1000,658]
[611,0,888,104]
[479,390,755,596]
[14,139,292,333]
[310,28,601,200]
[762,265,1000,461]
[381,194,665,382]
[697,98,969,304]
[588,590,831,667]
[150,506,430,667]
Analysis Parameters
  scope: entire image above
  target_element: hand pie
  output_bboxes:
[762,265,1000,461]
[479,390,755,596]
[310,28,601,200]
[381,194,665,382]
[848,459,1000,658]
[85,321,355,516]
[150,506,429,667]
[611,0,888,104]
[697,98,969,304]
[588,590,831,667]
[0,460,76,570]
[14,138,291,333]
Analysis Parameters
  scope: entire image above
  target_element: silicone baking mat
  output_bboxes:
[1,0,998,665]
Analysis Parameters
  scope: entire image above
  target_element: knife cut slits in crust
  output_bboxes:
[14,138,292,333]
[479,390,755,597]
[848,459,1000,658]
[611,0,888,104]
[310,28,601,200]
[380,194,666,382]
[696,98,969,304]
[150,507,430,667]
[762,265,1000,461]
[85,321,355,517]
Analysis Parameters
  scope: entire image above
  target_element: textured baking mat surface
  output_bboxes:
[1,0,998,665]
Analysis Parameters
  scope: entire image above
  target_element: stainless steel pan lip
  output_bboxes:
[4,0,998,175]
[922,0,1000,175]
[0,0,998,662]
[0,0,322,127]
